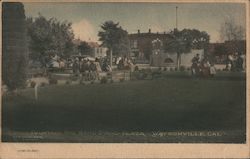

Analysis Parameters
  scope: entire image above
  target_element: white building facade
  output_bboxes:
[87,42,107,58]
[150,49,204,68]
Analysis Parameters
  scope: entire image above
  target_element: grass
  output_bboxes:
[2,75,246,143]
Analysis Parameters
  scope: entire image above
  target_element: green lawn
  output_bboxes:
[2,76,246,143]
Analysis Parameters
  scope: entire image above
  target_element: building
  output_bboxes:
[129,29,204,67]
[208,40,246,64]
[87,42,108,58]
[129,29,169,62]
[73,39,108,58]
[150,49,204,67]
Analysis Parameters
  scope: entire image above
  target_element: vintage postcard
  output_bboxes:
[0,0,249,158]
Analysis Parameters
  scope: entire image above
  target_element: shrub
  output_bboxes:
[151,70,162,79]
[30,81,36,88]
[20,84,27,89]
[131,72,138,80]
[163,67,167,71]
[141,72,148,80]
[79,79,86,85]
[70,75,78,81]
[170,67,174,71]
[174,67,178,71]
[100,77,108,84]
[134,66,139,71]
[49,78,58,85]
[66,80,71,85]
[158,67,162,71]
[107,72,112,76]
[90,81,94,84]
[40,82,46,87]
[139,69,151,79]
[119,78,125,82]
[145,68,152,73]
[180,66,185,72]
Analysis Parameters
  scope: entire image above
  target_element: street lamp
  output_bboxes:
[176,6,178,30]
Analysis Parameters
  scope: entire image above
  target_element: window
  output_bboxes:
[164,58,174,63]
[133,40,138,48]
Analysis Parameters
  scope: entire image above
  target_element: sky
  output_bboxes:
[23,2,246,43]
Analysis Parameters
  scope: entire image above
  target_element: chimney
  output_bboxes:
[149,28,151,33]
[138,29,140,34]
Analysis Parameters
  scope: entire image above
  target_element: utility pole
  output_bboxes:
[110,49,113,69]
[35,83,38,100]
[176,6,178,30]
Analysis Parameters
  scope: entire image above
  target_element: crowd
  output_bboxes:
[116,56,134,70]
[226,53,244,71]
[46,52,244,81]
[68,56,136,81]
[191,54,216,77]
[46,54,135,80]
[71,57,111,81]
[191,52,245,78]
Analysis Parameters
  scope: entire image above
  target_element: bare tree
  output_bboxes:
[220,17,245,42]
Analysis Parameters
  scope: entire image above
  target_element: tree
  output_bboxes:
[164,29,210,69]
[218,18,246,57]
[98,21,130,66]
[183,29,210,50]
[220,18,245,41]
[27,14,75,67]
[77,41,93,55]
[112,27,130,56]
[27,15,51,67]
[214,44,227,57]
[164,29,191,70]
[2,2,28,91]
[49,18,75,58]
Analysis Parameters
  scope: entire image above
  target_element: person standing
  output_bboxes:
[89,60,97,81]
[73,58,80,76]
[210,64,216,77]
[94,58,102,80]
[84,59,90,81]
[227,54,233,71]
[72,58,77,74]
[191,54,200,76]
[236,55,243,71]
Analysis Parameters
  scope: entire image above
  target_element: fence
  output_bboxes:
[110,71,131,81]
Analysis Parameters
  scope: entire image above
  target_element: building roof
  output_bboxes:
[72,38,82,45]
[87,42,99,48]
[129,32,170,39]
[73,39,101,48]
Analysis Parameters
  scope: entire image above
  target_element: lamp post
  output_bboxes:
[110,48,113,69]
[176,6,178,30]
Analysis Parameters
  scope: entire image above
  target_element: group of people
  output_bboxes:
[191,54,216,78]
[72,57,105,81]
[116,56,134,70]
[226,53,244,71]
[70,56,135,81]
